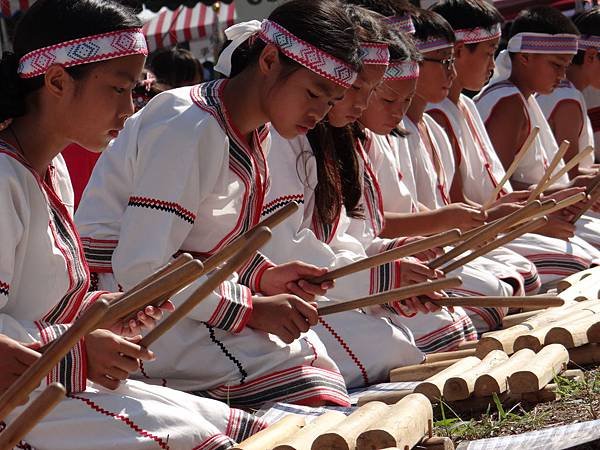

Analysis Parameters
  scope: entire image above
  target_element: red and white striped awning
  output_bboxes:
[143,3,236,52]
[0,0,34,18]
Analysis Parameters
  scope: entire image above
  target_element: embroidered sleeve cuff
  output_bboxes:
[238,252,276,293]
[206,281,253,333]
[34,322,87,393]
[369,259,402,294]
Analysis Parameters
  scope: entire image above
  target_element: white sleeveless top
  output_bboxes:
[404,115,455,209]
[428,95,513,204]
[475,80,570,187]
[537,79,595,169]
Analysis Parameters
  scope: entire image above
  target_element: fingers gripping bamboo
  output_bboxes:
[542,145,594,189]
[316,277,462,316]
[482,126,539,209]
[0,300,109,420]
[140,228,272,348]
[0,383,65,449]
[429,201,541,269]
[571,181,600,224]
[527,140,570,201]
[309,229,461,284]
[440,217,548,274]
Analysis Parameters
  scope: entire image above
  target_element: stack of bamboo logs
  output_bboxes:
[233,393,453,450]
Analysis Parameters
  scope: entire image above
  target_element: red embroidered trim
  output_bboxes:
[0,280,8,296]
[68,393,171,449]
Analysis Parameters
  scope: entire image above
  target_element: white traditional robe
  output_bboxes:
[259,130,427,382]
[0,141,267,449]
[76,80,349,406]
[428,95,596,285]
[476,80,600,251]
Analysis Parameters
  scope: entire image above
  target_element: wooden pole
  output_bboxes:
[527,140,570,201]
[542,145,594,190]
[502,310,542,329]
[232,414,306,450]
[482,126,539,209]
[356,394,433,450]
[312,401,389,450]
[507,344,569,394]
[0,383,65,449]
[317,277,462,316]
[546,314,600,348]
[425,348,476,363]
[390,359,462,383]
[442,350,509,401]
[140,228,271,348]
[557,267,600,292]
[434,296,563,309]
[309,229,461,284]
[126,253,193,295]
[356,390,415,407]
[414,357,481,401]
[473,348,536,397]
[273,411,347,450]
[429,201,542,269]
[0,300,108,421]
[203,201,299,274]
[440,217,548,274]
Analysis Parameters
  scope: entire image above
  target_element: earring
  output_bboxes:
[0,118,13,132]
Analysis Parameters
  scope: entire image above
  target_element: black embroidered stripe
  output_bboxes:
[127,198,195,224]
[213,284,249,331]
[237,253,263,289]
[204,323,247,384]
[532,260,588,273]
[261,197,305,217]
[0,285,8,296]
[417,321,476,353]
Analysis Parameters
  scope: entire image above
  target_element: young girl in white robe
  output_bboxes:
[76,0,360,407]
[474,6,600,254]
[0,0,266,448]
[427,0,598,287]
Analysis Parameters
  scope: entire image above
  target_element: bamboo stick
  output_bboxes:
[390,359,462,383]
[507,344,568,394]
[457,340,479,350]
[425,348,476,363]
[527,140,570,201]
[443,350,509,401]
[357,389,415,407]
[429,201,542,269]
[502,310,541,328]
[312,401,389,450]
[434,296,563,309]
[140,227,271,348]
[232,414,306,450]
[274,411,347,450]
[126,253,193,295]
[473,348,536,397]
[356,394,432,450]
[440,217,548,274]
[0,383,65,449]
[317,277,462,316]
[571,180,600,224]
[542,145,594,189]
[0,300,109,420]
[309,229,461,284]
[482,127,539,209]
[522,193,586,224]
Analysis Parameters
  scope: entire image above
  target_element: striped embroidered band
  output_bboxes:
[359,42,390,65]
[578,35,600,51]
[384,14,416,34]
[18,28,148,79]
[384,60,419,80]
[507,32,578,54]
[415,37,454,53]
[454,23,502,44]
[259,20,357,88]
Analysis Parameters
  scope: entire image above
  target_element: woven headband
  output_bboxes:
[359,42,390,65]
[415,37,454,53]
[454,23,502,44]
[215,20,357,89]
[578,35,600,51]
[18,28,148,79]
[384,14,416,35]
[384,60,419,80]
[507,32,578,54]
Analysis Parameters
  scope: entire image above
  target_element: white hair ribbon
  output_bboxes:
[215,20,263,77]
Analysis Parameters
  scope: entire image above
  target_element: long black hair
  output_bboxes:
[0,0,142,123]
